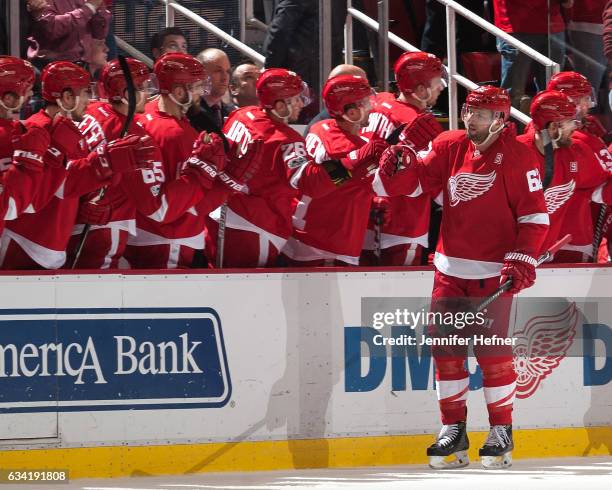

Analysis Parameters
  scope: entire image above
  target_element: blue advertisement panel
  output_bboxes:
[0,308,231,413]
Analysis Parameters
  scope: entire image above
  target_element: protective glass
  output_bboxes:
[461,104,497,125]
[187,74,212,98]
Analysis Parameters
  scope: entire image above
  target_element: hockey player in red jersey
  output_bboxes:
[518,90,610,260]
[362,51,445,265]
[546,71,612,262]
[64,57,166,268]
[0,61,154,270]
[0,56,49,232]
[126,53,260,269]
[378,86,549,469]
[282,74,379,265]
[207,68,388,268]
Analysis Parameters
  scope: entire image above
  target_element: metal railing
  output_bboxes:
[161,0,265,65]
[114,36,154,68]
[344,0,558,127]
[438,0,558,127]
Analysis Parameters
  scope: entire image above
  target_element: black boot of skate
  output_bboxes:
[426,421,470,469]
[479,424,514,469]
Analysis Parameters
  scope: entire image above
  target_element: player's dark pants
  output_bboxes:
[430,270,517,426]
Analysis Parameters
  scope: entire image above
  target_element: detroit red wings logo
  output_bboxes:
[448,170,496,207]
[512,303,578,399]
[544,179,576,214]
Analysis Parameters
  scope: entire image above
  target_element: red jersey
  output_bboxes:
[558,128,612,257]
[129,100,208,250]
[568,0,605,28]
[517,131,608,255]
[362,92,433,250]
[221,106,337,245]
[77,102,153,235]
[493,0,565,34]
[4,110,107,268]
[380,128,549,279]
[0,118,48,233]
[283,119,374,263]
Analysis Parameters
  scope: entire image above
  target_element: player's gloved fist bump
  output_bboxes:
[11,125,50,172]
[191,131,227,171]
[399,112,443,152]
[340,138,388,171]
[379,144,416,177]
[500,252,537,294]
[218,138,263,193]
[92,135,156,180]
[77,200,112,226]
[48,116,88,165]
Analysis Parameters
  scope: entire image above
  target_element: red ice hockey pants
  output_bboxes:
[430,270,516,426]
[66,228,129,269]
[360,243,423,266]
[205,218,282,268]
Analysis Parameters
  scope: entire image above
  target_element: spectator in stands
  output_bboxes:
[494,0,572,110]
[26,0,112,69]
[263,0,347,121]
[603,0,612,110]
[190,48,235,130]
[88,38,108,80]
[605,0,612,64]
[150,26,188,60]
[421,0,492,61]
[567,0,607,94]
[229,63,261,108]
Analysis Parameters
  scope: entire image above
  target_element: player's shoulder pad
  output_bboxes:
[431,129,464,148]
[309,118,337,135]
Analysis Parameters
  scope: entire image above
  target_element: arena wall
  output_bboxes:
[0,265,610,478]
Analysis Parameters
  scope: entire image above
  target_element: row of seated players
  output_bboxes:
[0,52,610,271]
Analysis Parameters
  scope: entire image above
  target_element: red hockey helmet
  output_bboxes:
[322,75,373,117]
[530,90,578,131]
[394,51,444,95]
[463,85,511,120]
[154,52,209,94]
[547,71,592,100]
[98,58,154,102]
[0,56,35,98]
[41,61,91,102]
[256,68,305,108]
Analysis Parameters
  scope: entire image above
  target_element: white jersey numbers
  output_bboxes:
[526,169,543,192]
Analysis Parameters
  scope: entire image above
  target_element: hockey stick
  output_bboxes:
[216,203,227,268]
[373,207,382,265]
[476,233,572,312]
[592,204,607,263]
[71,55,136,269]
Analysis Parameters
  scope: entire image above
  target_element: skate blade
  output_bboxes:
[428,450,470,469]
[481,452,512,469]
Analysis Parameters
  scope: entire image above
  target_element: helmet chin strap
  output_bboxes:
[471,119,505,150]
[341,106,366,125]
[0,95,25,114]
[271,100,294,123]
[550,127,563,148]
[411,88,432,107]
[169,91,193,114]
[56,96,81,120]
[121,91,145,107]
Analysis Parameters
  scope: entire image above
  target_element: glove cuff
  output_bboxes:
[504,252,537,267]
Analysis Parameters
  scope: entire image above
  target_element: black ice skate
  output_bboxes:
[479,424,513,469]
[426,421,470,469]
